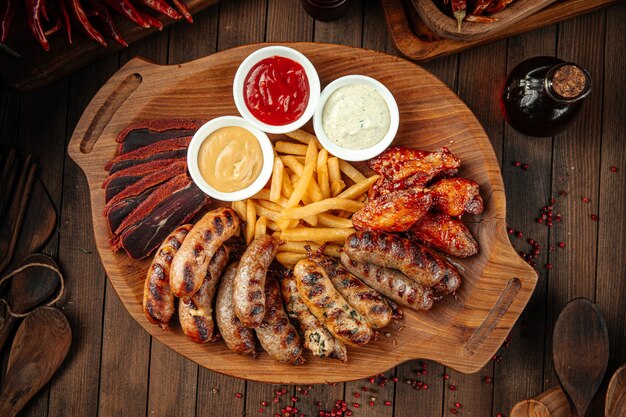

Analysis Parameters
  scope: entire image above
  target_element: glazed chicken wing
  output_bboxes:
[367,146,461,183]
[352,188,432,232]
[429,177,483,217]
[408,212,479,258]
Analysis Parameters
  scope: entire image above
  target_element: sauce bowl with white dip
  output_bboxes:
[313,75,399,161]
[187,116,274,202]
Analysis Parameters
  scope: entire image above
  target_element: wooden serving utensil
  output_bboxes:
[553,298,609,417]
[0,254,61,352]
[605,364,626,417]
[0,306,71,417]
[510,399,553,417]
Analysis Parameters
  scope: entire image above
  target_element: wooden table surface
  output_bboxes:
[1,1,625,416]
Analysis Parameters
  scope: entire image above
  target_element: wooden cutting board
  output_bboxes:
[67,42,537,384]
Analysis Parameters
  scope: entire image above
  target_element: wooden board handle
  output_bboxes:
[68,58,151,166]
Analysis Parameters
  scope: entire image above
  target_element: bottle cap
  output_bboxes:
[545,63,591,103]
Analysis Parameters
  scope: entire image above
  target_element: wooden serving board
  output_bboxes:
[68,42,537,384]
[0,0,219,91]
[381,0,619,62]
[412,0,557,41]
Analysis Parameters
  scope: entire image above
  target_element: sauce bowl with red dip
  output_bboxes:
[233,46,320,134]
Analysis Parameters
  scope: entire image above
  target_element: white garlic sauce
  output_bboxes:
[322,83,391,150]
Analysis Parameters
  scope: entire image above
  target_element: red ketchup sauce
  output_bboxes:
[243,56,310,126]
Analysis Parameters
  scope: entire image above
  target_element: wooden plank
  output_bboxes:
[47,56,118,417]
[493,26,557,414]
[313,0,363,47]
[596,2,626,375]
[267,0,313,42]
[394,360,445,417]
[542,9,606,385]
[99,29,168,415]
[168,2,220,64]
[363,0,397,55]
[217,0,267,51]
[195,370,246,417]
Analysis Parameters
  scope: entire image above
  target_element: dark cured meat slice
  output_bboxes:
[106,188,154,233]
[104,136,191,172]
[114,173,192,235]
[118,129,196,154]
[109,149,187,174]
[103,160,187,217]
[115,119,204,154]
[103,158,186,201]
[117,179,210,259]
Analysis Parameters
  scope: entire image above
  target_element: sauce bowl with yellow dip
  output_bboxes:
[187,116,274,202]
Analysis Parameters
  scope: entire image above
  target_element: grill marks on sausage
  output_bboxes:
[233,235,280,328]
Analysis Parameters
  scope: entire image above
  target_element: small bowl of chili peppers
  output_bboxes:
[233,45,321,135]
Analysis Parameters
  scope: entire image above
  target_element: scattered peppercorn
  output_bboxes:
[483,376,492,384]
[590,214,598,221]
[610,166,618,172]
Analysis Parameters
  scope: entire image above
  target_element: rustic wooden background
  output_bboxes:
[1,0,625,416]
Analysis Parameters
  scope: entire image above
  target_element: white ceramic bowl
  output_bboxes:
[233,45,321,134]
[313,75,399,162]
[187,116,274,202]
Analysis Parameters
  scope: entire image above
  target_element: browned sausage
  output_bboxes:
[170,207,240,298]
[294,259,373,347]
[143,224,193,329]
[311,254,392,329]
[254,277,304,365]
[343,231,448,289]
[179,245,230,343]
[233,235,280,328]
[215,262,256,356]
[340,253,434,311]
[281,274,347,361]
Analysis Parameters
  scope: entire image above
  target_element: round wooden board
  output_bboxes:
[68,42,537,384]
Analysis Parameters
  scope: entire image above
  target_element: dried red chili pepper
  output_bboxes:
[451,0,466,32]
[45,17,63,36]
[136,0,181,20]
[472,0,493,15]
[169,0,192,22]
[91,0,128,46]
[486,0,514,14]
[27,0,50,50]
[0,0,19,43]
[65,0,107,46]
[57,0,73,43]
[138,10,164,30]
[101,0,150,28]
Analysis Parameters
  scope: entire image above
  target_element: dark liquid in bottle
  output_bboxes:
[501,56,591,137]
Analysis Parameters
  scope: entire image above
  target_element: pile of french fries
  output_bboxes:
[231,130,379,268]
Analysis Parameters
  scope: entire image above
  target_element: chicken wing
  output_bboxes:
[352,188,432,232]
[429,177,483,217]
[367,147,461,183]
[408,212,479,258]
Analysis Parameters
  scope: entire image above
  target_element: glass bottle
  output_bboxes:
[300,0,353,22]
[501,56,591,137]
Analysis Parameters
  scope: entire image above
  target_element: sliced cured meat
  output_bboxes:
[106,187,153,233]
[104,136,191,172]
[102,158,185,199]
[115,118,204,154]
[116,177,210,259]
[109,149,188,174]
[103,160,187,216]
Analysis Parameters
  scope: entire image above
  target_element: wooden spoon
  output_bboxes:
[0,306,71,417]
[0,254,61,352]
[605,364,626,417]
[511,399,553,417]
[553,298,609,417]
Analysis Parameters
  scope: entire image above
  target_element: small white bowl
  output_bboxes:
[313,75,399,162]
[233,45,321,134]
[187,116,274,202]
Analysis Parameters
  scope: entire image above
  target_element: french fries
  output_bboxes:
[235,131,378,267]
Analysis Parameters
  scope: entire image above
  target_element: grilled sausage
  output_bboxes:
[143,224,192,329]
[340,253,434,311]
[233,235,280,328]
[312,254,392,329]
[343,231,447,289]
[255,278,305,365]
[179,245,230,343]
[170,207,240,298]
[215,263,256,356]
[294,259,373,346]
[281,274,348,361]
